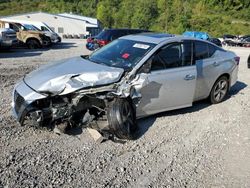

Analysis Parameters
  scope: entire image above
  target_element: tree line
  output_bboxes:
[0,0,249,37]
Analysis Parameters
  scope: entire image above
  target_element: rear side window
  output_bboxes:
[208,44,217,57]
[195,41,209,60]
[96,30,111,40]
[110,30,128,40]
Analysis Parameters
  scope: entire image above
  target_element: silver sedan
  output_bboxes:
[12,33,239,139]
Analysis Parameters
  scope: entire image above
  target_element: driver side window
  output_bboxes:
[151,42,193,71]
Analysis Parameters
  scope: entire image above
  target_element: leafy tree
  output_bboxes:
[0,0,249,36]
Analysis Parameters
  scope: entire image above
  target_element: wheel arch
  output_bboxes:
[210,73,231,94]
[25,37,42,45]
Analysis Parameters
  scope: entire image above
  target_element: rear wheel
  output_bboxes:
[209,76,229,104]
[26,39,41,49]
[107,98,137,139]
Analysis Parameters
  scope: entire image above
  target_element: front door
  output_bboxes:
[137,41,197,117]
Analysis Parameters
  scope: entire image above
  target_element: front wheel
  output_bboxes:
[209,76,229,104]
[107,98,137,140]
[26,39,41,49]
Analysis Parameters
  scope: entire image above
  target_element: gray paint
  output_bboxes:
[12,35,239,120]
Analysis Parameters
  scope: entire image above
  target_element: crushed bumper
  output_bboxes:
[12,80,46,123]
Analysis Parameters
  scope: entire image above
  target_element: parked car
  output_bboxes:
[223,34,238,40]
[23,21,61,43]
[241,37,250,47]
[208,38,222,47]
[0,28,17,49]
[239,35,250,40]
[0,18,61,44]
[0,21,50,49]
[86,28,149,51]
[12,33,239,139]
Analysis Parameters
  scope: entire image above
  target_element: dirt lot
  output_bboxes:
[0,40,250,188]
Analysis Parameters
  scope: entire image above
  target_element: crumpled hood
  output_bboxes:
[24,56,124,95]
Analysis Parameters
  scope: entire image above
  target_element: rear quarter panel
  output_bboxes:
[194,50,237,101]
[220,51,238,87]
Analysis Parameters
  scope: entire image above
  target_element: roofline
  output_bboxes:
[121,33,217,45]
[59,13,97,21]
[0,11,99,25]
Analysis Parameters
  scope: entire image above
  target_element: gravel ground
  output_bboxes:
[0,40,250,188]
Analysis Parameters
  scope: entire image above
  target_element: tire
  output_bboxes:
[45,37,52,46]
[107,98,137,139]
[26,39,41,49]
[209,76,229,104]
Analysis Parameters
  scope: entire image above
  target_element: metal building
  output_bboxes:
[0,12,101,37]
[58,13,102,36]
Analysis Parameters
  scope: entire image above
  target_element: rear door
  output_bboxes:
[137,41,197,116]
[193,41,225,100]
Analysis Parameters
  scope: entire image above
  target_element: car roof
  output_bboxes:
[120,32,210,44]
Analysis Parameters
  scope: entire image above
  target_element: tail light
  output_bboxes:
[87,37,93,43]
[98,39,109,46]
[234,56,240,65]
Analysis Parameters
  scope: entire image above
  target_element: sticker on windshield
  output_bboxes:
[133,43,150,49]
[122,53,130,59]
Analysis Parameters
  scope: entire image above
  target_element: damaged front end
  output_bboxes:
[11,72,143,140]
[12,38,155,139]
[12,76,121,132]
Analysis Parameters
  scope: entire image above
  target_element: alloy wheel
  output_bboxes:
[213,80,228,102]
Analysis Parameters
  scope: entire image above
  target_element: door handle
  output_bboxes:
[184,74,195,81]
[213,62,220,67]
